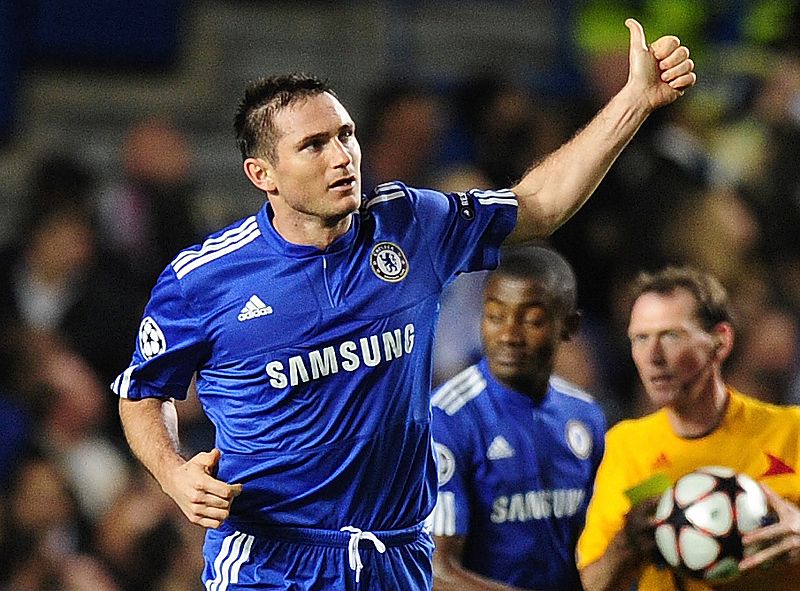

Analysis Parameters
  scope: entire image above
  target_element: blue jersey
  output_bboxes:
[429,360,606,591]
[112,181,517,533]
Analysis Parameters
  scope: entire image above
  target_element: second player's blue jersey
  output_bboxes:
[429,360,606,590]
[111,181,516,533]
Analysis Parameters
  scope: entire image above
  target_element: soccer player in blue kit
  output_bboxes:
[113,19,695,590]
[429,245,605,591]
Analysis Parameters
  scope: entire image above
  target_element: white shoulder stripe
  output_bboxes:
[432,365,486,415]
[112,365,137,398]
[472,188,516,198]
[173,224,260,279]
[172,217,258,270]
[470,189,518,207]
[375,182,404,194]
[476,196,518,207]
[550,375,595,403]
[429,491,456,536]
[365,190,405,209]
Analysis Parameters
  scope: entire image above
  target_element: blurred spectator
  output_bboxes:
[94,469,203,591]
[0,153,142,386]
[728,306,800,405]
[360,82,447,189]
[452,75,571,188]
[95,117,202,285]
[1,449,120,591]
[29,334,131,520]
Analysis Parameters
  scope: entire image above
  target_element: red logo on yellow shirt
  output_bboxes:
[762,453,795,477]
[651,453,671,471]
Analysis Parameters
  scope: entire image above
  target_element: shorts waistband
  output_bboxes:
[229,522,425,548]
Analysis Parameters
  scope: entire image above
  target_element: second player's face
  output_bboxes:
[481,274,562,392]
[628,288,719,410]
[268,92,362,223]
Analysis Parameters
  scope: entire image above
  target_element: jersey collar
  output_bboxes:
[256,201,360,259]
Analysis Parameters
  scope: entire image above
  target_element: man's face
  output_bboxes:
[628,288,719,410]
[481,274,563,392]
[266,92,362,223]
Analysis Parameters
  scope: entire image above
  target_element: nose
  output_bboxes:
[330,137,352,168]
[497,319,524,345]
[648,338,666,364]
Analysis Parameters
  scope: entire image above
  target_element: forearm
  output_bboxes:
[434,565,528,591]
[119,397,185,488]
[580,529,648,591]
[507,84,650,242]
[433,534,528,591]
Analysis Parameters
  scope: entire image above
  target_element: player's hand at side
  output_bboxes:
[625,18,696,112]
[162,447,243,528]
[739,485,800,572]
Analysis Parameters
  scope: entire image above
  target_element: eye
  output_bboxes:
[522,315,546,328]
[304,139,325,152]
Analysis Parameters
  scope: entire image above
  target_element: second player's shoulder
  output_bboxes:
[731,389,800,432]
[548,376,605,421]
[431,364,490,419]
[605,408,668,449]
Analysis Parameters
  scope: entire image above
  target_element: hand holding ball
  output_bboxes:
[654,466,772,582]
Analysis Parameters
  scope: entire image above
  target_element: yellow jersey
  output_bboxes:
[576,388,800,590]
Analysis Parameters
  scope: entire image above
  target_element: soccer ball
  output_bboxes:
[654,466,771,582]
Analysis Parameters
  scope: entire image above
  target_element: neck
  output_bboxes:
[667,377,729,438]
[270,203,353,250]
[496,372,549,403]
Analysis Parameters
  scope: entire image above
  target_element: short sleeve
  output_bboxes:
[110,266,208,400]
[367,182,517,285]
[575,427,635,569]
[428,406,475,537]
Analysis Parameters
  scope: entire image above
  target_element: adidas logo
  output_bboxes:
[487,435,514,460]
[238,295,273,321]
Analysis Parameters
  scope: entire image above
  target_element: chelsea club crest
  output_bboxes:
[370,242,409,283]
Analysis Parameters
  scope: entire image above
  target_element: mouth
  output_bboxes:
[329,175,357,191]
[492,352,525,366]
[649,374,673,387]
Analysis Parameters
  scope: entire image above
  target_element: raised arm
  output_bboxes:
[506,18,696,243]
[119,397,242,528]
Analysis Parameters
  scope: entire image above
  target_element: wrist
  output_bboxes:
[614,82,655,119]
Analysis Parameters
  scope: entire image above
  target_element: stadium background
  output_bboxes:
[0,1,798,588]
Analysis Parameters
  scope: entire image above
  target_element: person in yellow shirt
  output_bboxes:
[576,265,800,591]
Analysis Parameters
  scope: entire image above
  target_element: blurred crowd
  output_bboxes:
[1,2,799,589]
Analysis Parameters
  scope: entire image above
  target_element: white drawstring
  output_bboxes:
[340,526,387,583]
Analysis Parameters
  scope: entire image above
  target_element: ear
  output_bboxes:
[243,157,276,193]
[711,322,734,361]
[561,311,582,342]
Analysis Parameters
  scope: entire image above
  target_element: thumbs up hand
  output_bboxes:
[624,18,696,111]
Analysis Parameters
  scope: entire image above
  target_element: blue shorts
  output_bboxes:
[202,522,434,590]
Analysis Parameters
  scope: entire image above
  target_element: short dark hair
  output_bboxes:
[630,266,732,330]
[234,73,336,162]
[491,244,578,316]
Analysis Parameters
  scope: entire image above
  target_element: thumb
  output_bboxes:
[626,18,647,53]
[194,448,221,473]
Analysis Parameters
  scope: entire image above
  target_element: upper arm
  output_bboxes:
[111,266,207,401]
